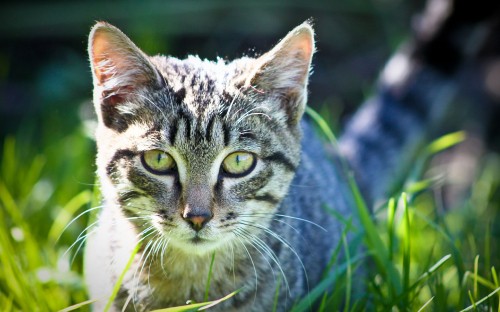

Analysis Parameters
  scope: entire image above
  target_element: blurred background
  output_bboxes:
[2,0,500,209]
[0,1,425,229]
[0,0,422,138]
[1,0,500,310]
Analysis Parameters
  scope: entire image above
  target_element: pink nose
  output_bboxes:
[182,210,213,231]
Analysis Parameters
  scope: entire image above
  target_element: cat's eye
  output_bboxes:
[221,152,256,177]
[142,150,176,174]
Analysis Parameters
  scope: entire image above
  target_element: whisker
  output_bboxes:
[70,228,99,265]
[133,232,160,306]
[234,235,259,304]
[239,213,327,232]
[159,235,171,275]
[122,203,158,214]
[240,221,310,298]
[57,206,104,243]
[224,86,244,122]
[235,106,271,126]
[130,91,169,123]
[229,241,236,286]
[241,228,292,296]
[64,220,99,258]
[235,228,289,296]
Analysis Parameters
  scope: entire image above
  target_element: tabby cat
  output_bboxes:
[85,20,455,311]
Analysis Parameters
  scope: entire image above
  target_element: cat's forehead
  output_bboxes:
[150,55,254,118]
[153,55,253,82]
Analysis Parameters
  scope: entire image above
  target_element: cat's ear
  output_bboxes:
[246,22,315,125]
[88,22,163,130]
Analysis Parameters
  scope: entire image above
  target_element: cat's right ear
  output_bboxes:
[88,22,163,130]
[245,22,315,126]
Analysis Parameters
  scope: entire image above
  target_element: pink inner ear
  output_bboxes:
[90,28,137,88]
[290,32,314,62]
[91,31,114,86]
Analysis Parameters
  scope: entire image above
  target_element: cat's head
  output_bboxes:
[88,22,314,254]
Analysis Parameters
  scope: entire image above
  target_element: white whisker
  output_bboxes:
[57,206,103,243]
[240,220,310,298]
[234,235,258,303]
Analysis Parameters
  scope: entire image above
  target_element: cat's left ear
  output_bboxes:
[88,22,164,130]
[246,22,315,125]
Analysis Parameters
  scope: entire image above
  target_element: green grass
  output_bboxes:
[0,114,499,311]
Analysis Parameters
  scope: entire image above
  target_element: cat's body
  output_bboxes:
[85,20,457,311]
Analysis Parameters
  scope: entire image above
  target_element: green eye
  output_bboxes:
[142,150,176,174]
[222,152,256,177]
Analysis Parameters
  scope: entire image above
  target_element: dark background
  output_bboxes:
[0,0,421,141]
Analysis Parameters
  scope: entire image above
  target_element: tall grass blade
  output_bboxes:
[150,290,240,312]
[305,106,338,146]
[417,296,434,312]
[290,253,366,312]
[460,288,500,312]
[103,242,142,312]
[49,189,92,243]
[347,174,402,295]
[412,254,452,289]
[58,299,97,312]
[402,192,411,308]
[387,197,396,262]
[342,233,351,312]
[204,251,216,302]
[474,255,479,299]
[425,131,466,155]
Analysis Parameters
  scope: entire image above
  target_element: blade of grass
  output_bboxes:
[150,289,240,312]
[402,193,411,308]
[411,254,452,290]
[342,233,351,312]
[204,251,216,302]
[474,255,479,299]
[492,267,499,287]
[305,106,338,146]
[290,253,366,312]
[48,189,92,243]
[347,174,402,296]
[317,292,328,312]
[485,222,491,280]
[425,131,466,155]
[467,291,476,311]
[387,197,396,263]
[461,288,500,312]
[272,277,281,312]
[403,131,466,202]
[58,299,97,312]
[465,272,498,290]
[103,242,142,312]
[417,296,434,312]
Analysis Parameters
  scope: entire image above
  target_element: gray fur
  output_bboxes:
[85,21,455,311]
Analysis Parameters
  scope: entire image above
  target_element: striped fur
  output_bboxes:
[85,20,458,311]
[86,22,320,311]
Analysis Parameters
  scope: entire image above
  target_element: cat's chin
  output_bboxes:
[168,234,229,256]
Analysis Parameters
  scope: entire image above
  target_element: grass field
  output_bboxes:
[0,104,499,311]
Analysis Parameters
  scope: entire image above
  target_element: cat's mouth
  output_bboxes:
[184,233,224,250]
[190,236,205,244]
[182,231,211,245]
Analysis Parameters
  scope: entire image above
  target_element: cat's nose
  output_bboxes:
[182,209,213,232]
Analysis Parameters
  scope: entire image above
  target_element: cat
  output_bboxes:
[84,19,457,311]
